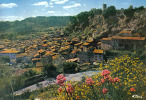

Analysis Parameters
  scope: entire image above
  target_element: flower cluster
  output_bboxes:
[56,74,66,86]
[58,87,62,93]
[130,87,136,92]
[86,78,94,86]
[114,77,120,82]
[102,88,108,94]
[66,84,74,93]
[48,55,145,100]
[101,70,110,76]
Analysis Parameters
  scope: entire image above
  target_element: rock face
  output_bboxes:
[88,9,146,37]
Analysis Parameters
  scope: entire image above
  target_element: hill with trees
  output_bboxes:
[0,16,70,39]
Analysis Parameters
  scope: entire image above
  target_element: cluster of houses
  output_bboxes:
[0,30,145,66]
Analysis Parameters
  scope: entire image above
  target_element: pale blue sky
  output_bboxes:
[0,0,145,21]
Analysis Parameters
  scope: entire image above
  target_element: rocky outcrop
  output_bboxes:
[88,9,146,38]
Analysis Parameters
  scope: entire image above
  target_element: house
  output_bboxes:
[70,49,79,58]
[101,36,145,50]
[74,42,83,50]
[118,31,132,36]
[77,51,90,64]
[16,53,27,63]
[112,36,145,50]
[0,49,19,63]
[101,37,113,50]
[97,42,101,49]
[82,43,90,52]
[32,58,42,65]
[93,49,103,64]
[66,58,79,63]
[0,45,5,50]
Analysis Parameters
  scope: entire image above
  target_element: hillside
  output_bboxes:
[65,6,146,39]
[0,16,70,39]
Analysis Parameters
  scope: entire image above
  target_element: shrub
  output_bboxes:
[58,62,77,74]
[54,55,145,100]
[43,64,57,77]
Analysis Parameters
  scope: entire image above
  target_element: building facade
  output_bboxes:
[101,36,145,50]
[0,49,19,63]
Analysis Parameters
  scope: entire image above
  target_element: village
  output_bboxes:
[0,2,146,99]
[0,29,145,70]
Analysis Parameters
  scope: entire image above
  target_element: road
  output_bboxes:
[14,70,100,95]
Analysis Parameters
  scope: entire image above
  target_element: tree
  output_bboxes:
[0,56,10,63]
[43,64,57,77]
[23,69,37,77]
[124,5,135,17]
[60,62,77,74]
[89,8,102,18]
[102,6,117,18]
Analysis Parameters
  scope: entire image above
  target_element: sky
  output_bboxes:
[0,0,145,21]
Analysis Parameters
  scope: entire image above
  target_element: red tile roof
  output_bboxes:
[93,49,103,54]
[101,37,112,41]
[120,31,132,34]
[74,42,83,46]
[0,49,19,53]
[66,58,79,62]
[86,39,93,43]
[32,58,42,61]
[83,43,90,46]
[101,37,145,41]
[71,49,78,54]
[112,36,145,40]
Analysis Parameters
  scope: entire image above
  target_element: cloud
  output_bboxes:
[47,11,55,14]
[51,0,68,4]
[0,16,24,21]
[63,3,81,9]
[33,1,49,7]
[0,3,17,9]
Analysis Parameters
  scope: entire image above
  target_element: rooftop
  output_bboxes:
[0,49,19,53]
[74,42,83,46]
[86,39,93,43]
[38,49,45,53]
[66,58,79,62]
[32,58,42,61]
[120,31,132,34]
[45,51,52,56]
[112,36,145,40]
[71,49,78,54]
[101,37,112,41]
[101,37,145,41]
[93,49,103,54]
[83,43,90,46]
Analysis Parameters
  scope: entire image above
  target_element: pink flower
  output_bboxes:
[101,70,110,76]
[108,78,114,83]
[66,84,74,93]
[101,79,105,83]
[114,77,120,82]
[58,87,62,93]
[104,75,111,79]
[56,74,66,86]
[86,78,94,85]
[102,88,108,94]
[97,82,102,86]
[130,87,136,92]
